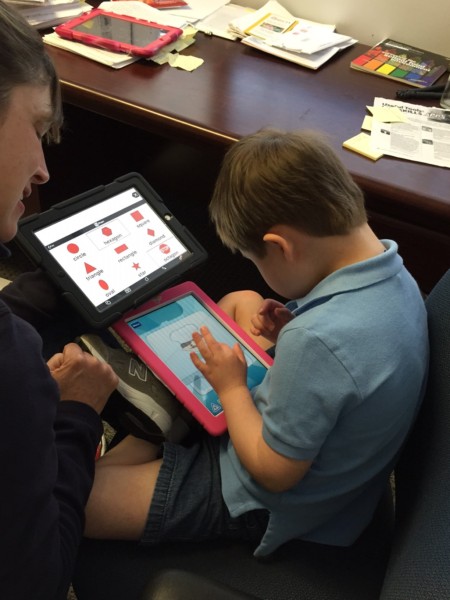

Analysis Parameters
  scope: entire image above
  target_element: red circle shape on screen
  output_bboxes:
[67,243,79,254]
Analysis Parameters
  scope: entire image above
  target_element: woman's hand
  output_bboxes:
[48,342,118,414]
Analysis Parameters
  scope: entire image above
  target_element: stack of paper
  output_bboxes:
[6,0,90,29]
[229,0,356,70]
[195,3,253,41]
[343,98,450,168]
[43,30,139,68]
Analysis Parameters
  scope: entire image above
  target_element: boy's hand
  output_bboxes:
[47,343,118,415]
[190,326,248,397]
[250,299,294,344]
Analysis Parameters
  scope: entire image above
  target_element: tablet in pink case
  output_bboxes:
[113,281,273,435]
[55,9,183,58]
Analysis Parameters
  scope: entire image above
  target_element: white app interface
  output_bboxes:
[34,188,189,311]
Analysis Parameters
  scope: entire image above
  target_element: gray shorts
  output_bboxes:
[140,435,269,547]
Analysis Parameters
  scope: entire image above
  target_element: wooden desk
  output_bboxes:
[45,35,450,293]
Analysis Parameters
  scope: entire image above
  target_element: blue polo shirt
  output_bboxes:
[220,241,429,556]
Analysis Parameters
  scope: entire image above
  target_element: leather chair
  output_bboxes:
[73,270,450,600]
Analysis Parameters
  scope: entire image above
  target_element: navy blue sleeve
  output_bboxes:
[0,303,102,600]
[0,267,63,327]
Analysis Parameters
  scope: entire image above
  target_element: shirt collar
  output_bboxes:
[291,240,402,315]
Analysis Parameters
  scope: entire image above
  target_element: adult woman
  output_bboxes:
[0,3,118,597]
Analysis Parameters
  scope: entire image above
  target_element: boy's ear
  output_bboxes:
[262,231,295,261]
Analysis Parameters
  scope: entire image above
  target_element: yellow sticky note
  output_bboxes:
[366,106,407,123]
[343,132,384,161]
[167,54,204,71]
[181,25,198,41]
[361,115,373,131]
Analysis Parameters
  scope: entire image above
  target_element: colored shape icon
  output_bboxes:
[67,243,79,254]
[99,280,109,290]
[159,243,170,254]
[147,228,155,237]
[84,262,96,274]
[114,244,128,254]
[131,210,144,222]
[102,227,112,236]
[132,263,140,270]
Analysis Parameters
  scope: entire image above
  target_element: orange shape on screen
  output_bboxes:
[84,263,96,274]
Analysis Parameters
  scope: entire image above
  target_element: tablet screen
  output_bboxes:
[72,14,165,48]
[33,186,191,314]
[124,293,269,417]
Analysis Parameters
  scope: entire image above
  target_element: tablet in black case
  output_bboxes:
[16,173,207,328]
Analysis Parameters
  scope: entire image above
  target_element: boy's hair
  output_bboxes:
[209,129,367,256]
[0,0,62,142]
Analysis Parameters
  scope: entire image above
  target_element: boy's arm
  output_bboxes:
[220,384,312,493]
[191,326,311,493]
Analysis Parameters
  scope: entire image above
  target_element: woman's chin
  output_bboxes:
[1,214,22,243]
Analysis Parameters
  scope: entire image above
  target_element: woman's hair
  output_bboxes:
[0,0,62,142]
[209,128,367,256]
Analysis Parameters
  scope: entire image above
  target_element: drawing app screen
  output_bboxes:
[126,294,268,416]
[33,187,190,311]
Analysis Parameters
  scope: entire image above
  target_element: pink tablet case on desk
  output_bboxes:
[55,9,182,57]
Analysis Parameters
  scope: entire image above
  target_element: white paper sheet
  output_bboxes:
[370,97,450,168]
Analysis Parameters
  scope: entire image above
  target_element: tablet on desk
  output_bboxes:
[113,281,274,435]
[55,9,183,57]
[16,173,207,328]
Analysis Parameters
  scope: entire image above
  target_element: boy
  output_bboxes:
[84,129,428,557]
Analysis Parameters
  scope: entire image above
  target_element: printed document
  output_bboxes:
[370,98,450,168]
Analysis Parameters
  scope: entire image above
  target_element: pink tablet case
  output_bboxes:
[113,281,273,435]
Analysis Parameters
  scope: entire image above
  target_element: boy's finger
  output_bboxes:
[233,343,246,362]
[192,330,212,358]
[199,326,221,349]
[190,351,204,370]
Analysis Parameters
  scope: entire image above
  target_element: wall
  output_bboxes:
[236,0,450,57]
